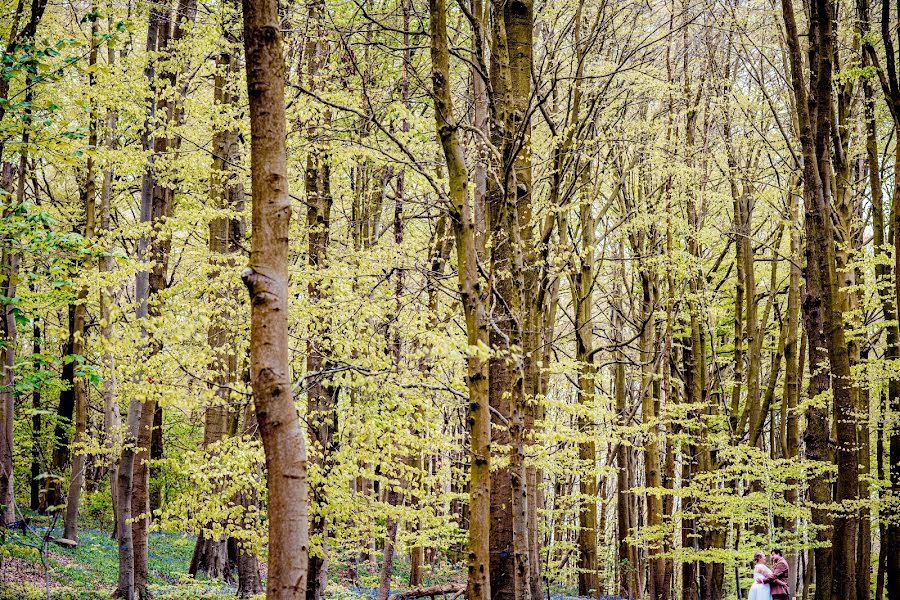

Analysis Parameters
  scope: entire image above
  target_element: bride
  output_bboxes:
[749,551,773,600]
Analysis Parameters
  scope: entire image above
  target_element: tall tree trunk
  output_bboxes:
[240,0,311,593]
[131,0,197,591]
[132,5,174,591]
[30,317,41,512]
[2,72,38,522]
[377,31,412,595]
[0,57,37,520]
[0,162,17,526]
[861,4,900,595]
[303,2,334,597]
[613,245,637,599]
[573,176,598,598]
[100,12,121,540]
[116,3,162,596]
[63,11,100,540]
[190,24,245,581]
[428,2,492,598]
[782,178,802,589]
[488,0,535,594]
[781,0,853,597]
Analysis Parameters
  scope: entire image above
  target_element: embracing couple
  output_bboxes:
[749,548,791,600]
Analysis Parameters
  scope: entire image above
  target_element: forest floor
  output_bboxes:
[0,522,620,600]
[0,527,245,599]
[0,523,465,599]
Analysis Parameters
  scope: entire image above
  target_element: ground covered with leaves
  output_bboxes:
[0,528,248,599]
[0,524,468,600]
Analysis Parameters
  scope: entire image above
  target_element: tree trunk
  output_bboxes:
[782,179,802,588]
[573,183,598,599]
[63,11,99,540]
[100,15,121,540]
[0,0,46,525]
[781,0,851,598]
[236,398,264,597]
[190,25,245,581]
[240,0,311,593]
[303,2,334,597]
[862,4,900,596]
[428,3,491,598]
[613,245,637,599]
[0,163,17,526]
[115,3,162,596]
[30,317,41,512]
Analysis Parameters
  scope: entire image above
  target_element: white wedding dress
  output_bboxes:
[749,563,773,600]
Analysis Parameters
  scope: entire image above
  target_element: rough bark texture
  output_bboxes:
[487,0,535,596]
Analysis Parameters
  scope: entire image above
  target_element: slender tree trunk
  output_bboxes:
[861,4,900,595]
[0,162,17,526]
[115,4,162,595]
[613,245,636,599]
[62,12,100,540]
[190,27,245,581]
[46,301,76,511]
[132,0,197,590]
[573,179,598,598]
[240,0,311,592]
[236,398,264,597]
[100,13,121,540]
[0,0,46,524]
[888,124,900,600]
[303,2,334,597]
[782,179,802,587]
[428,3,491,598]
[30,317,41,512]
[377,483,401,600]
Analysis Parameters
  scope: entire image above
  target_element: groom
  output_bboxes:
[763,548,791,600]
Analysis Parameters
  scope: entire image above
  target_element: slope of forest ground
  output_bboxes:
[1,527,252,599]
[0,515,472,600]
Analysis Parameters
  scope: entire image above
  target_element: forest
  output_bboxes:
[0,0,895,596]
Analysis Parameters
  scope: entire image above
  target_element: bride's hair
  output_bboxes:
[753,551,766,563]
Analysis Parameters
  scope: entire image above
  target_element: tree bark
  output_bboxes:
[115,3,162,596]
[428,3,491,599]
[62,10,100,540]
[240,0,311,593]
[861,5,900,595]
[100,13,121,541]
[780,0,852,597]
[190,23,245,581]
[303,2,334,597]
[29,317,41,512]
[0,162,17,526]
